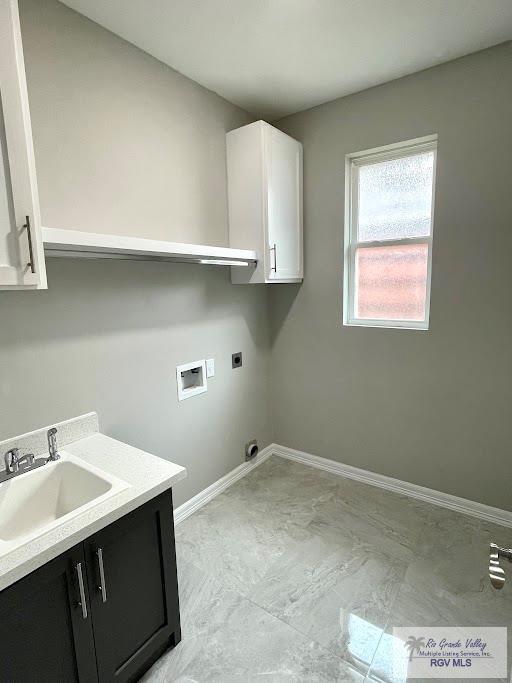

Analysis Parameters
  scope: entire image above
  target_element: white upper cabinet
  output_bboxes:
[0,0,45,290]
[227,121,303,284]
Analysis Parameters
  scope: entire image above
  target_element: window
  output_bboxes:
[343,135,437,330]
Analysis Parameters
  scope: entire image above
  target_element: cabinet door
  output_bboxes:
[0,0,46,289]
[85,490,181,682]
[0,544,98,683]
[266,126,303,281]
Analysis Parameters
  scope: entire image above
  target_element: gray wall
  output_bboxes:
[0,0,272,506]
[2,0,510,510]
[0,259,272,507]
[272,42,512,510]
[20,0,252,245]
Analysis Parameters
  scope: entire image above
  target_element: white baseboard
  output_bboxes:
[174,444,273,525]
[174,442,512,529]
[272,443,512,528]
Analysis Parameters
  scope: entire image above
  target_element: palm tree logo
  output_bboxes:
[405,636,426,661]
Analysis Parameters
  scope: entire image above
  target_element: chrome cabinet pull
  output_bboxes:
[97,548,107,603]
[75,562,88,619]
[23,215,36,274]
[271,243,277,272]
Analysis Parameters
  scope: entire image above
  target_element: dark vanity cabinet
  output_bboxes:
[0,542,98,682]
[0,489,181,682]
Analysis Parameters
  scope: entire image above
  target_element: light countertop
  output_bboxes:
[0,426,186,591]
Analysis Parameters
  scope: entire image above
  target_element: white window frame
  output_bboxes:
[343,134,438,331]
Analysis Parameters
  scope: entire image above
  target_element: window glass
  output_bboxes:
[358,151,434,242]
[355,244,429,321]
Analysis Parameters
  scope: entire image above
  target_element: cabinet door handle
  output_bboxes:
[96,548,107,603]
[271,243,277,272]
[75,562,88,619]
[23,216,36,274]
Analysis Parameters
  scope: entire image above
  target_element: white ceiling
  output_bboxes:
[61,0,512,120]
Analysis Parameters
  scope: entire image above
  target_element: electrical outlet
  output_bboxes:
[232,352,242,369]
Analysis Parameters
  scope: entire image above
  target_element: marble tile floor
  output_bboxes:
[141,456,512,682]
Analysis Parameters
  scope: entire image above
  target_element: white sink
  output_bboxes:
[0,452,129,557]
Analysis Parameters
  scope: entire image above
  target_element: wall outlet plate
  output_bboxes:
[176,359,207,401]
[206,358,215,378]
[232,352,242,369]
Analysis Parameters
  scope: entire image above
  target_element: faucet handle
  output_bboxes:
[18,452,35,469]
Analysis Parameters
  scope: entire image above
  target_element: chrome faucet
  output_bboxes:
[47,427,60,462]
[1,426,61,484]
[4,447,35,474]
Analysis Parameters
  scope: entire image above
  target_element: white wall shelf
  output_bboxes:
[43,227,258,267]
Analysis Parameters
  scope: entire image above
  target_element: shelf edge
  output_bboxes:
[42,227,258,265]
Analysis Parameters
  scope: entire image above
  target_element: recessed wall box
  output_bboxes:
[176,360,207,401]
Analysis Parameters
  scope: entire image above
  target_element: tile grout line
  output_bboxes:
[178,494,348,669]
[176,460,376,679]
[160,456,512,681]
[244,591,366,674]
[364,558,411,683]
[176,551,358,673]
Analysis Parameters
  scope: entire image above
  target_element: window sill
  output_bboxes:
[343,319,429,331]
